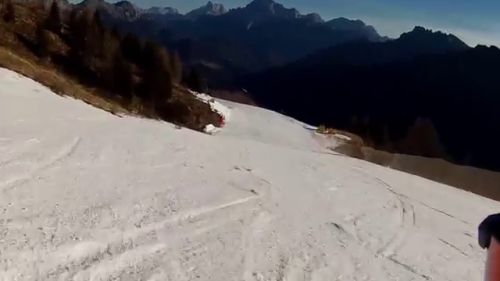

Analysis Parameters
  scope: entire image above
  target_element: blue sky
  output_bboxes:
[106,0,500,46]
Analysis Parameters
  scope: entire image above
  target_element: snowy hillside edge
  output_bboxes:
[190,90,231,134]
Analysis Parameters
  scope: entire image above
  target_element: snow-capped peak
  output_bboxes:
[145,6,180,15]
[186,1,227,18]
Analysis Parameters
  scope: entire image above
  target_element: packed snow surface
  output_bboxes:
[0,68,499,281]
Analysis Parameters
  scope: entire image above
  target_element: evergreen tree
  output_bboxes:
[140,41,173,105]
[91,10,105,57]
[170,51,183,84]
[401,117,445,158]
[120,33,142,64]
[2,0,14,22]
[150,47,173,105]
[185,67,207,93]
[141,40,160,70]
[67,8,80,35]
[65,9,109,80]
[110,26,121,41]
[92,10,103,32]
[67,9,90,54]
[46,1,62,33]
[77,10,104,67]
[101,29,120,63]
[111,51,134,99]
[35,24,52,58]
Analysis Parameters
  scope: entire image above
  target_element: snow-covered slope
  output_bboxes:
[0,68,498,280]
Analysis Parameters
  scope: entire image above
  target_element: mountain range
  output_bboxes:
[185,1,227,18]
[71,0,386,87]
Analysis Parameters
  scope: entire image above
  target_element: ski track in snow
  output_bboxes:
[0,67,498,281]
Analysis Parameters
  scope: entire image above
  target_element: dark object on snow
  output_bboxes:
[479,213,500,249]
[479,213,500,281]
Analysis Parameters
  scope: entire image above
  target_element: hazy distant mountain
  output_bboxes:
[186,1,227,18]
[145,6,179,15]
[290,26,469,68]
[398,26,468,52]
[172,0,384,68]
[303,13,324,24]
[327,17,383,42]
[229,0,300,23]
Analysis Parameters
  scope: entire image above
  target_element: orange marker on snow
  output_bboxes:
[479,214,500,281]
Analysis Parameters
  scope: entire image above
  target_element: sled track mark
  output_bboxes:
[376,197,416,258]
[328,222,357,248]
[241,211,273,280]
[1,137,81,191]
[419,202,470,225]
[438,238,469,257]
[388,257,430,280]
[367,171,470,226]
[42,195,260,279]
[70,242,168,281]
[67,214,245,281]
[0,138,40,167]
[366,176,416,258]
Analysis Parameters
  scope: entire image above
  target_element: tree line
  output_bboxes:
[25,1,207,118]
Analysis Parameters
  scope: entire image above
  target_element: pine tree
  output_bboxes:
[92,10,103,32]
[170,51,183,84]
[78,10,104,67]
[91,10,105,56]
[46,1,62,33]
[111,51,134,99]
[101,29,120,63]
[68,8,80,35]
[402,117,445,158]
[150,48,173,105]
[185,67,207,93]
[141,40,160,70]
[2,0,14,22]
[140,41,173,105]
[120,33,142,64]
[110,26,121,41]
[36,24,52,58]
[67,9,90,54]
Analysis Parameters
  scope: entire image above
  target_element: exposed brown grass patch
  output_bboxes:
[0,46,128,115]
